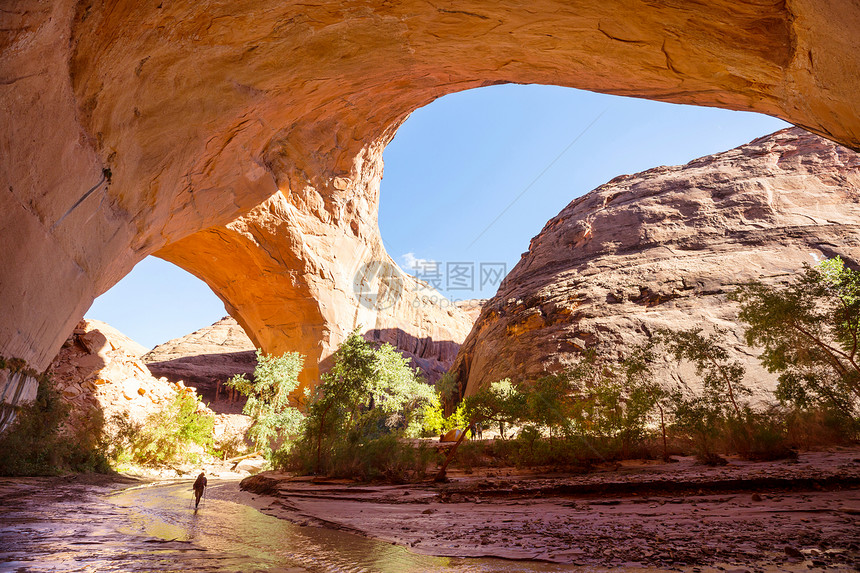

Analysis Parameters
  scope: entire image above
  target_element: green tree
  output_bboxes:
[732,257,860,418]
[465,378,526,439]
[653,327,759,461]
[656,326,750,420]
[670,391,725,463]
[227,349,305,459]
[526,372,576,438]
[298,330,434,474]
[0,376,109,475]
[436,348,663,479]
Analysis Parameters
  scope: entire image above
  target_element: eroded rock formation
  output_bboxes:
[49,319,204,429]
[452,128,860,396]
[2,1,859,409]
[144,316,256,388]
[155,163,473,388]
[50,319,251,458]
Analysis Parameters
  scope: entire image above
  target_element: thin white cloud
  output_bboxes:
[401,252,438,272]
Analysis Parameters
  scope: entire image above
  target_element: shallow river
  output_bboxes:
[0,479,574,572]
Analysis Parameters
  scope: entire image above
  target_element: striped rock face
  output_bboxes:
[451,129,860,398]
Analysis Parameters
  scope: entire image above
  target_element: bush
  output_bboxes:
[285,434,436,482]
[110,390,214,467]
[783,407,858,449]
[725,407,796,461]
[0,378,110,475]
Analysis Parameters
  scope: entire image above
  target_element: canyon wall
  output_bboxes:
[2,1,859,409]
[451,128,860,397]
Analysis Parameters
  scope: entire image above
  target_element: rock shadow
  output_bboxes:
[145,351,254,415]
[362,327,461,384]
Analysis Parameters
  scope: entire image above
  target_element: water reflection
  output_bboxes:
[106,481,572,573]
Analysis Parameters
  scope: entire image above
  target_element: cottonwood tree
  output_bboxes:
[652,327,754,462]
[300,329,434,474]
[732,257,860,419]
[655,327,750,420]
[227,350,305,459]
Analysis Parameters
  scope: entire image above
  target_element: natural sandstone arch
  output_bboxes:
[2,1,859,403]
[155,159,472,387]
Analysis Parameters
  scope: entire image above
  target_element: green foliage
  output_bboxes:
[653,327,761,462]
[656,326,751,420]
[731,257,860,419]
[289,329,435,476]
[782,406,858,449]
[468,350,662,453]
[418,396,445,437]
[725,406,796,461]
[417,392,470,437]
[299,434,437,482]
[0,378,110,475]
[670,392,725,462]
[436,349,664,476]
[112,390,214,467]
[464,378,526,439]
[228,350,305,459]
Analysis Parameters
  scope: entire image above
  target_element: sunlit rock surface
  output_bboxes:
[156,181,474,388]
[452,128,860,396]
[49,319,251,448]
[49,319,207,429]
[1,0,858,409]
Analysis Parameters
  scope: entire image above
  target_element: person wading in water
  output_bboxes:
[193,471,207,509]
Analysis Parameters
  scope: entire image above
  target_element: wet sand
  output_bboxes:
[238,447,860,570]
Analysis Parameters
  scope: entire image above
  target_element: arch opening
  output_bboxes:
[377,84,791,303]
[155,85,791,393]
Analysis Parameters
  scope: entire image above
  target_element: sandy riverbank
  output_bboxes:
[236,447,860,570]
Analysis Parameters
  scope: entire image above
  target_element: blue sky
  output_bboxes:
[87,85,789,349]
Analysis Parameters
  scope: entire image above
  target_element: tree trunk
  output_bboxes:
[659,403,669,461]
[434,426,470,482]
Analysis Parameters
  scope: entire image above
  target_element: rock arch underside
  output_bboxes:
[2,1,859,402]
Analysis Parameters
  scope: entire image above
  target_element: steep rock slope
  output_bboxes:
[452,128,860,396]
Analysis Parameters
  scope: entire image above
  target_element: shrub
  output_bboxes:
[725,407,796,461]
[783,407,858,449]
[0,378,110,475]
[113,390,214,467]
[669,392,725,463]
